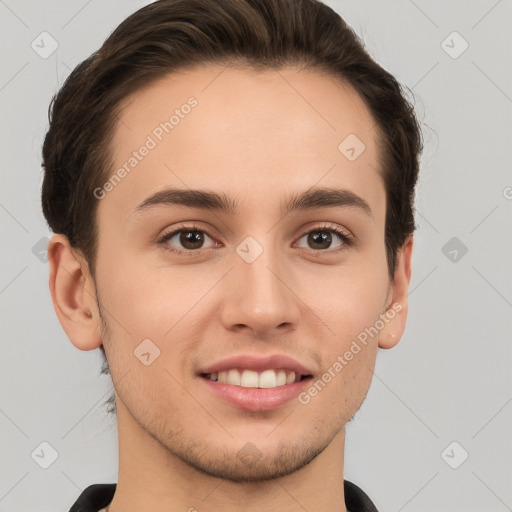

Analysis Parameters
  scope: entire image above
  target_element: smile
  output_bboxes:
[203,368,307,388]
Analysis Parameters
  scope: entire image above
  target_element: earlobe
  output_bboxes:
[378,235,414,350]
[47,234,103,351]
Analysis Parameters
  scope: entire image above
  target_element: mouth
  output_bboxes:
[197,354,315,411]
[200,368,312,388]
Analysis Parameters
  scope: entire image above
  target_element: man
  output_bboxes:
[42,0,421,510]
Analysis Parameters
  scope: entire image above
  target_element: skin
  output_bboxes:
[48,65,413,512]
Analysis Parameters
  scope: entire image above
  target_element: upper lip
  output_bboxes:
[198,354,315,376]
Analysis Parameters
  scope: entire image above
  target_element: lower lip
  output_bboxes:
[200,376,313,412]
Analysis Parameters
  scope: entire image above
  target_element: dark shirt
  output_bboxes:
[68,480,379,511]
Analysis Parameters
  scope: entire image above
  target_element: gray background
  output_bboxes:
[1,0,511,511]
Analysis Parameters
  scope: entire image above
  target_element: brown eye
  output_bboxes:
[307,231,332,250]
[160,227,217,252]
[295,226,351,252]
[177,230,205,250]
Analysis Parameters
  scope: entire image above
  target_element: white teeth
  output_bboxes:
[208,369,303,388]
[240,370,259,388]
[259,369,277,388]
[227,369,241,386]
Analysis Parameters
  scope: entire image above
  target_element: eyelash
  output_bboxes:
[157,222,353,255]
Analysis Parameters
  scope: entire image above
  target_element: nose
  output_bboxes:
[219,242,301,337]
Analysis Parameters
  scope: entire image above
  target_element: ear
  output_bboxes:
[47,234,103,351]
[378,235,414,349]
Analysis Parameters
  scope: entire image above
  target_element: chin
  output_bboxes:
[175,439,328,483]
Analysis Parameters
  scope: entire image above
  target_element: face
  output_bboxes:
[92,65,396,481]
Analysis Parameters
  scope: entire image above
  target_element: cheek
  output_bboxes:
[308,264,389,344]
[299,343,377,427]
[99,250,199,335]
[96,257,199,405]
[299,274,383,414]
[302,262,387,409]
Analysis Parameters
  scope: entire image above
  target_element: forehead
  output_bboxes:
[99,64,384,223]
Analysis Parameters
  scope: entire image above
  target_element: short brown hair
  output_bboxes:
[41,0,423,414]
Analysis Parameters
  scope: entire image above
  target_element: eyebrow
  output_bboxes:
[132,186,372,218]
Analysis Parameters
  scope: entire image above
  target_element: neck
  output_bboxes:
[107,402,348,512]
